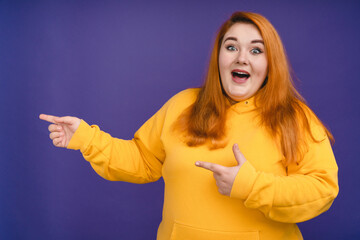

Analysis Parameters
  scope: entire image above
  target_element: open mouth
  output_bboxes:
[231,70,250,81]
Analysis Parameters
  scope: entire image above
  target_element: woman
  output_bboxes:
[40,12,338,240]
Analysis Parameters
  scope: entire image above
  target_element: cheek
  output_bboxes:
[254,59,268,76]
[218,55,228,79]
[218,52,226,70]
[218,50,233,68]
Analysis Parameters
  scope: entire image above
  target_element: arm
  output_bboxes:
[40,98,169,184]
[195,113,338,223]
[66,114,165,183]
[230,129,338,223]
[41,89,199,184]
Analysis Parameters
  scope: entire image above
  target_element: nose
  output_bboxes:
[236,50,249,65]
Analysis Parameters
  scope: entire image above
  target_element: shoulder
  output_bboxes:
[151,88,200,121]
[169,88,200,102]
[165,88,200,109]
[296,101,328,141]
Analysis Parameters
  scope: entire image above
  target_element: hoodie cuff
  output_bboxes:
[230,161,257,200]
[67,119,94,152]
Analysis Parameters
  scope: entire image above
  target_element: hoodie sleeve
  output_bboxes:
[230,114,339,223]
[66,100,171,184]
[66,89,197,183]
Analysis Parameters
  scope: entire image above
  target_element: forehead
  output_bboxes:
[223,23,263,41]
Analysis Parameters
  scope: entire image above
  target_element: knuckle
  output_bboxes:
[48,124,57,132]
[213,173,221,181]
[215,180,220,187]
[215,170,223,177]
[50,132,59,139]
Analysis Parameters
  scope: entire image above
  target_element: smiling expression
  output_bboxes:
[219,23,268,102]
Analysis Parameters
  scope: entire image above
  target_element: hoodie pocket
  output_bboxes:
[170,222,259,240]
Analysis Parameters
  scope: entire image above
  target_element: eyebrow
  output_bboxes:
[224,37,264,45]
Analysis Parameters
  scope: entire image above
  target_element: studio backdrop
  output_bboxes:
[1,0,359,239]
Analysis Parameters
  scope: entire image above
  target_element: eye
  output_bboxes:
[251,48,263,54]
[226,45,237,51]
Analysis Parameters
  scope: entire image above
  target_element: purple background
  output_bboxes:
[1,0,359,239]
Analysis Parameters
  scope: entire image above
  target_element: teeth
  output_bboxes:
[236,72,248,75]
[232,71,250,78]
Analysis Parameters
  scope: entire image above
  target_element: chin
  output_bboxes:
[228,91,248,101]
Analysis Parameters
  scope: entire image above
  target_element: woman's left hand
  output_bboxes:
[195,144,247,196]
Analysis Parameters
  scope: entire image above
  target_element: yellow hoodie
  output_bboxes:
[67,88,338,240]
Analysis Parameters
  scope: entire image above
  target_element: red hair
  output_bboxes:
[174,12,334,165]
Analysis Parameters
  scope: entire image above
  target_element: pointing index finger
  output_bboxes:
[195,161,219,173]
[39,114,59,124]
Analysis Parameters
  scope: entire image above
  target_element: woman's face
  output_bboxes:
[219,22,268,102]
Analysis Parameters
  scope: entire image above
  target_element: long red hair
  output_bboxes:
[174,12,334,165]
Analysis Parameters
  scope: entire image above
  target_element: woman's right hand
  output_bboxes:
[39,114,81,148]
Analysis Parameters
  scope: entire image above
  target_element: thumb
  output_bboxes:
[232,144,246,166]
